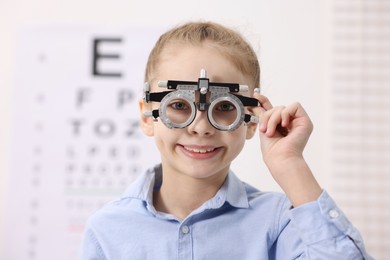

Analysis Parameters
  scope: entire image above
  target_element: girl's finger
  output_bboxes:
[281,102,304,127]
[253,93,273,111]
[265,106,285,136]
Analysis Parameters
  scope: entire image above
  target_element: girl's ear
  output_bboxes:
[245,121,258,139]
[138,99,154,136]
[245,107,258,139]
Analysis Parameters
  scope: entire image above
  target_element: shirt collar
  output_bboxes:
[221,169,250,208]
[122,164,249,209]
[122,164,162,204]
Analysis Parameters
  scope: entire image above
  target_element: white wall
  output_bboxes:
[0,0,331,257]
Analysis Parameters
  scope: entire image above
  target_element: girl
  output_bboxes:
[79,21,371,260]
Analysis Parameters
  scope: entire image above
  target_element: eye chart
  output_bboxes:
[4,26,161,260]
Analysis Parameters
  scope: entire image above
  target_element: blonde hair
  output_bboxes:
[144,21,260,90]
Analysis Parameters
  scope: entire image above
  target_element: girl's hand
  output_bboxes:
[253,93,313,166]
[252,91,321,207]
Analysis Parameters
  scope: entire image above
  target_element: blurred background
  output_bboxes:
[1,0,389,259]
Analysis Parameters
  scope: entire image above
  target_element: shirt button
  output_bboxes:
[181,225,190,234]
[328,209,339,219]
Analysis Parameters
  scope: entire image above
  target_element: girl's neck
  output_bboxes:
[153,171,227,220]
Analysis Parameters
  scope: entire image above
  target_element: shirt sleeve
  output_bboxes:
[275,190,373,260]
[77,222,107,260]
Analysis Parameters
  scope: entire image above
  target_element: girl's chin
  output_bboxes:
[174,163,229,180]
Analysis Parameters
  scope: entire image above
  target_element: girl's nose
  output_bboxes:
[186,111,215,136]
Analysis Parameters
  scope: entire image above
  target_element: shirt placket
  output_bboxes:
[177,222,193,260]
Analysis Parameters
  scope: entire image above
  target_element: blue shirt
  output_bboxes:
[78,164,372,259]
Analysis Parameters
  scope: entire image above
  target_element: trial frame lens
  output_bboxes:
[158,90,196,129]
[208,94,245,131]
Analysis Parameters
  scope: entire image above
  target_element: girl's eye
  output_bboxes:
[217,102,235,111]
[171,102,188,110]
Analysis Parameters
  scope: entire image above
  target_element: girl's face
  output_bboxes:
[140,43,257,181]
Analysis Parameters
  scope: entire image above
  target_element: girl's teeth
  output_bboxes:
[185,147,215,153]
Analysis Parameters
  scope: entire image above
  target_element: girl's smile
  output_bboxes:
[178,144,223,160]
